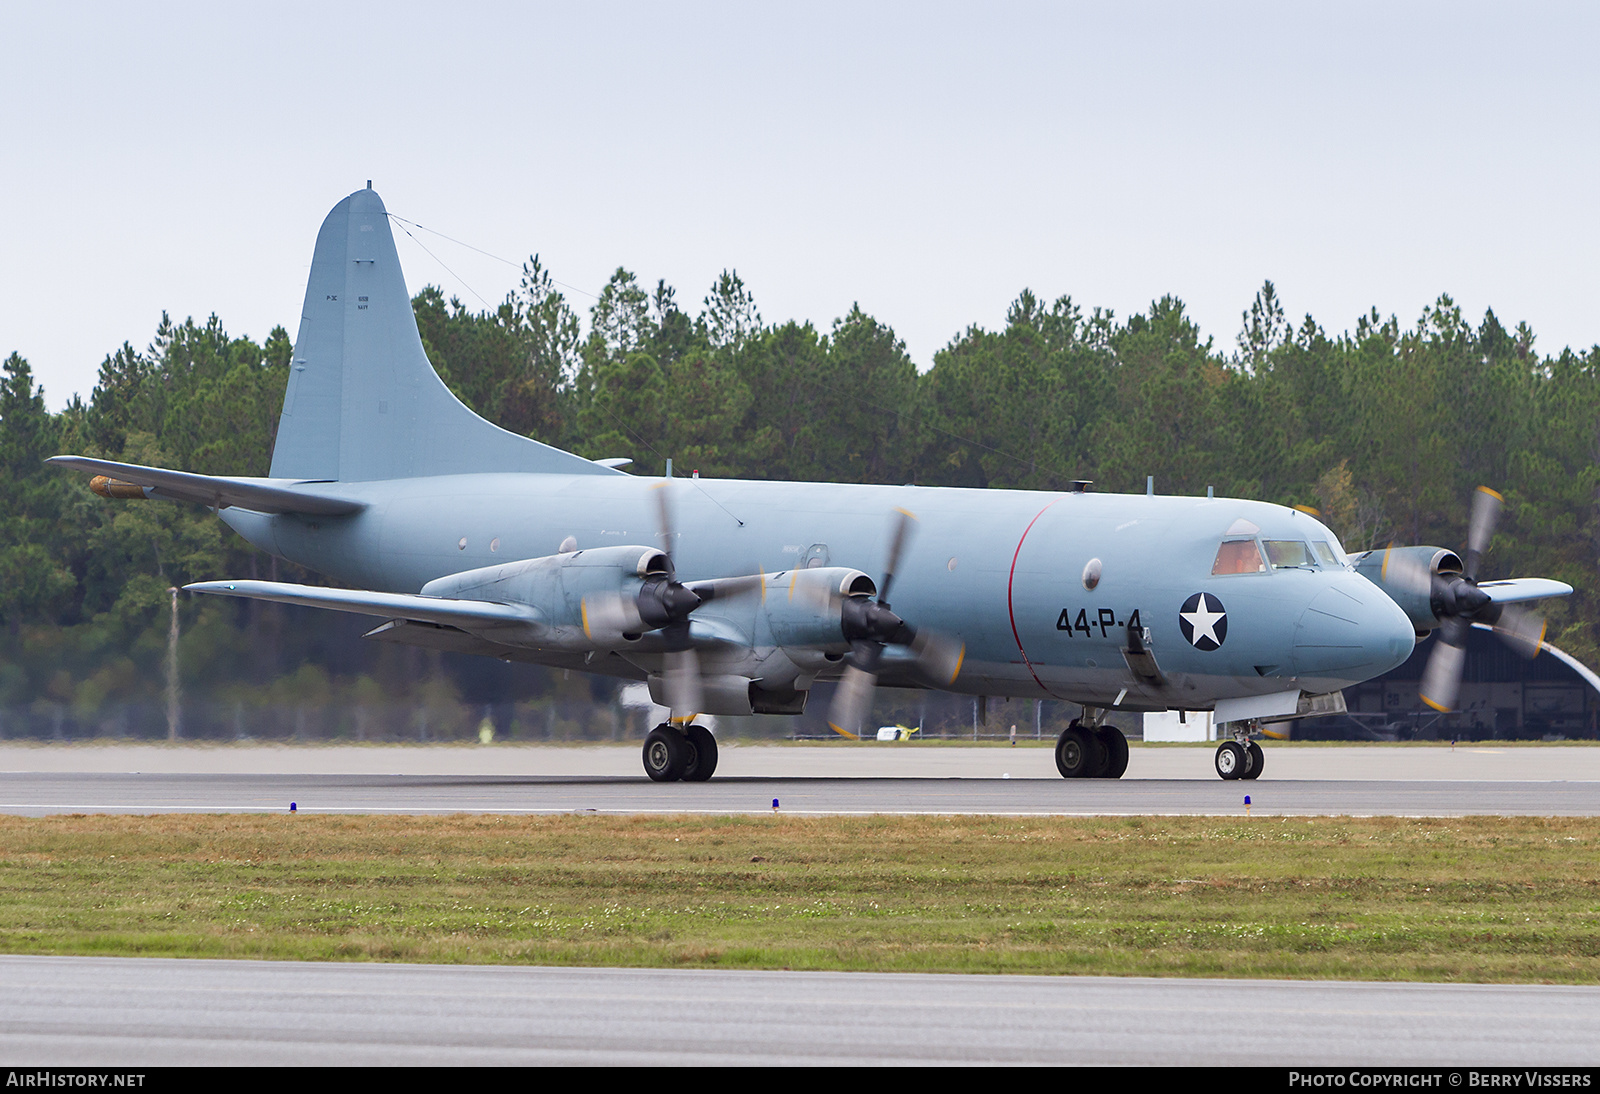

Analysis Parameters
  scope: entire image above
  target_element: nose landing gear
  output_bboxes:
[1214,723,1264,780]
[642,722,719,782]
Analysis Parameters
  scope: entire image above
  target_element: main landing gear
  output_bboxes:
[1214,722,1264,781]
[642,722,718,782]
[1055,710,1129,779]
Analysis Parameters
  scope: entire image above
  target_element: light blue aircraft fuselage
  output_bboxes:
[218,472,1415,713]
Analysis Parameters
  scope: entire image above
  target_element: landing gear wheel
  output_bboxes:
[1242,740,1264,780]
[1055,722,1107,779]
[1095,726,1129,779]
[681,723,718,781]
[1215,740,1246,780]
[643,725,690,782]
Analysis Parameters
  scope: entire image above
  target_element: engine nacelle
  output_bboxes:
[1351,545,1462,634]
[761,566,877,650]
[421,544,668,649]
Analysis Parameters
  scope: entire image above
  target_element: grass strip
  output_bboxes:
[1,813,1597,982]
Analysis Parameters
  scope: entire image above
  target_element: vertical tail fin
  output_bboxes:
[270,186,610,482]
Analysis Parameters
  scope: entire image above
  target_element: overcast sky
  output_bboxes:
[3,2,1596,409]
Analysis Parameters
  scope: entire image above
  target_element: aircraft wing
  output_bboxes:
[185,579,541,630]
[48,456,366,516]
[1477,578,1573,603]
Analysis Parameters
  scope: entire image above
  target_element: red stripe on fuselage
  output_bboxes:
[1006,496,1067,699]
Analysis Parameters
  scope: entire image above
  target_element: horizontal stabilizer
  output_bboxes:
[49,457,365,516]
[1476,578,1573,603]
[185,579,540,631]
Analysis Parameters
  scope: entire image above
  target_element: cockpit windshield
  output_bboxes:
[1212,539,1266,575]
[1214,537,1345,575]
[1263,540,1314,569]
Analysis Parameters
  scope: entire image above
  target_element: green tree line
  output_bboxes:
[2,267,1597,730]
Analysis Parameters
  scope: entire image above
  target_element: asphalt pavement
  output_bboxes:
[1,743,1595,816]
[5,956,1598,1066]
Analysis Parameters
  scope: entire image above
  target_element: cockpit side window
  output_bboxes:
[1212,538,1266,575]
[1311,541,1339,566]
[1263,540,1315,569]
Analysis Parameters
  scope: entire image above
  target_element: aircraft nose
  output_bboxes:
[1290,574,1417,680]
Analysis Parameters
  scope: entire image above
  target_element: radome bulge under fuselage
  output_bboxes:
[221,471,1417,711]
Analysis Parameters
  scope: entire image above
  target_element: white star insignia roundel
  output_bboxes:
[1179,592,1227,651]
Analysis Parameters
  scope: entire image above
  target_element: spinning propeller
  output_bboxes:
[826,509,965,739]
[1383,486,1549,712]
[581,482,759,720]
[647,481,702,720]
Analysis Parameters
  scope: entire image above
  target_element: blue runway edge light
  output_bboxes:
[290,802,297,812]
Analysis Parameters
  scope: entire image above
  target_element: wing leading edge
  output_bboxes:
[47,456,365,516]
[1476,578,1574,603]
[185,579,538,629]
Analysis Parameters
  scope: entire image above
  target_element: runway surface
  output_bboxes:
[5,955,1599,1066]
[2,743,1597,816]
[5,740,1596,778]
[3,770,1600,816]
